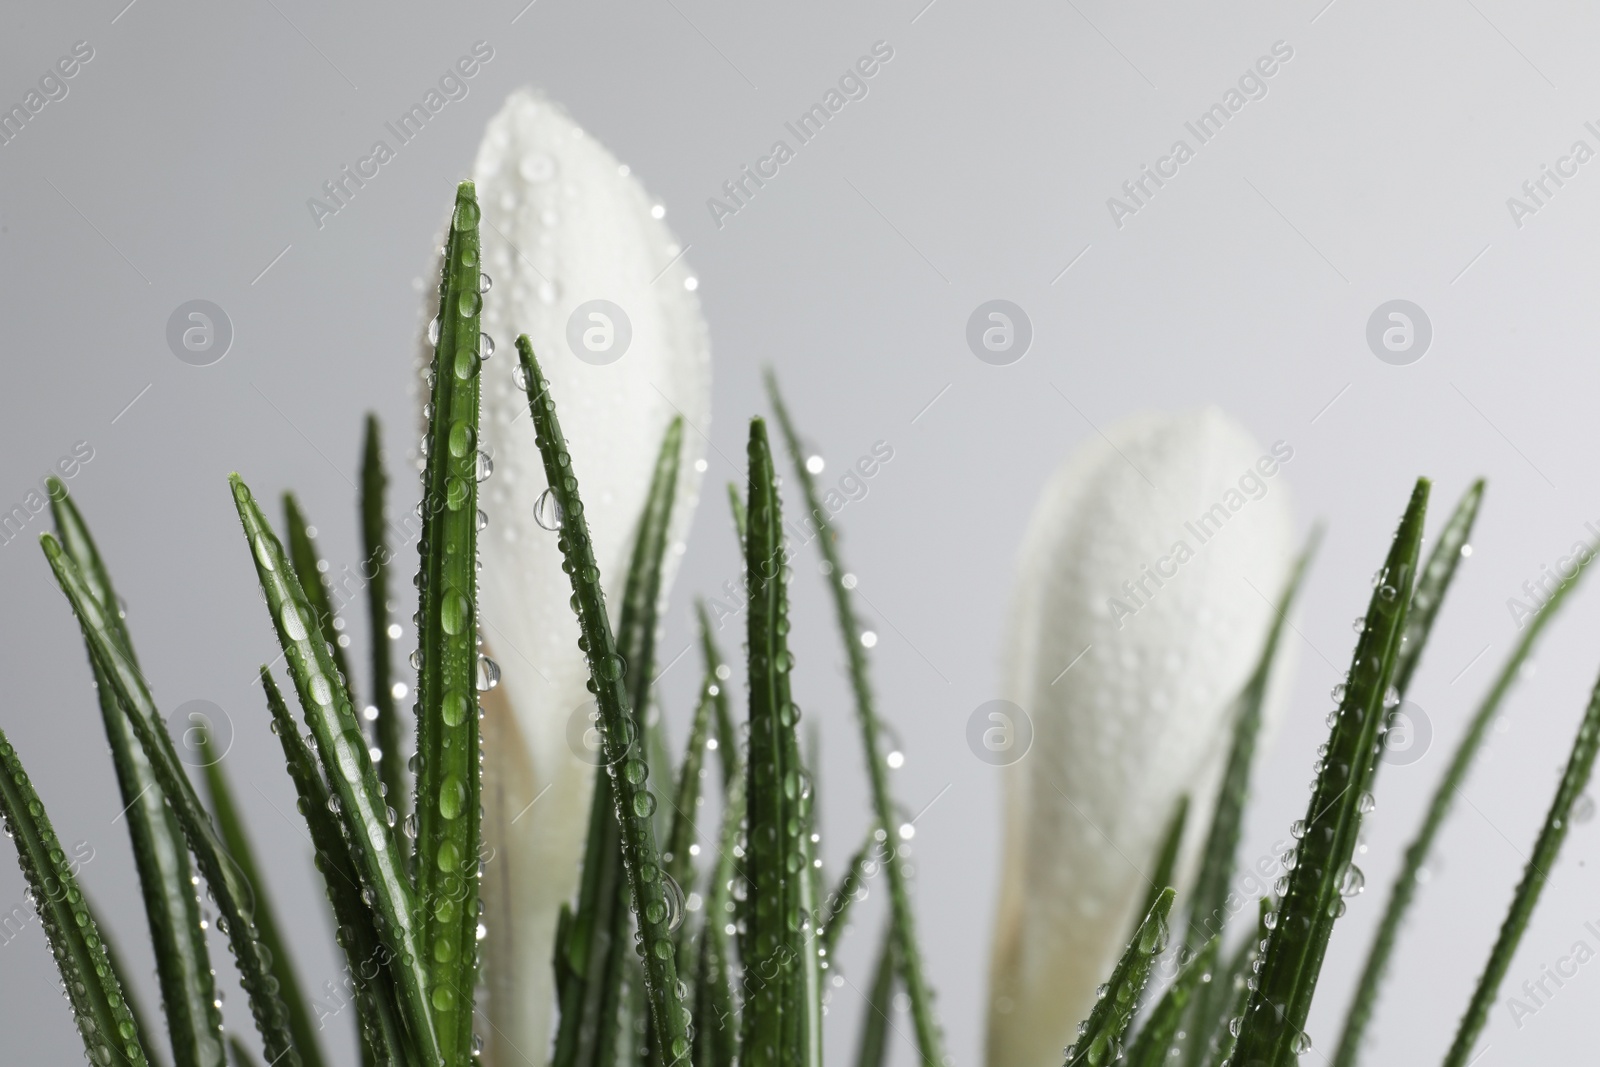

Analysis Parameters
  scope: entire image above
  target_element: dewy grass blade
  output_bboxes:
[196,728,326,1067]
[258,669,415,1067]
[1180,531,1316,1067]
[1332,484,1500,1067]
[92,907,170,1067]
[1125,936,1218,1067]
[766,373,945,1067]
[695,766,745,1067]
[548,416,684,1067]
[284,492,355,704]
[1231,479,1428,1066]
[667,675,713,968]
[727,482,747,545]
[48,484,225,1067]
[361,415,408,828]
[43,535,302,1067]
[411,181,487,1064]
[225,482,437,1067]
[743,417,822,1067]
[819,832,875,962]
[1440,662,1600,1067]
[0,729,152,1067]
[1202,900,1270,1067]
[695,602,737,789]
[854,924,898,1067]
[516,336,691,1065]
[1064,888,1175,1067]
[227,1038,263,1067]
[1133,795,1188,946]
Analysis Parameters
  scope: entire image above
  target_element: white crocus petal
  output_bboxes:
[461,89,710,1067]
[986,409,1294,1067]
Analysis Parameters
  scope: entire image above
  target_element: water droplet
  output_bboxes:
[661,872,686,932]
[458,291,482,318]
[281,604,308,641]
[1330,683,1347,704]
[512,364,528,391]
[478,332,495,360]
[441,592,469,636]
[252,534,276,571]
[449,421,474,458]
[1327,898,1347,919]
[478,272,492,294]
[1339,863,1365,898]
[632,791,657,819]
[455,348,480,379]
[476,509,488,532]
[439,776,465,820]
[1292,1032,1312,1055]
[1575,794,1596,824]
[308,673,334,706]
[1357,792,1376,815]
[475,452,494,482]
[410,649,423,672]
[1383,685,1401,709]
[1263,910,1278,930]
[1326,709,1340,729]
[533,488,564,531]
[432,985,456,1011]
[1379,584,1397,601]
[476,656,500,692]
[1290,820,1307,839]
[454,199,479,229]
[442,690,470,727]
[427,316,441,345]
[436,839,462,873]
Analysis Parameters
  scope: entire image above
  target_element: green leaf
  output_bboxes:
[360,415,408,832]
[92,907,170,1067]
[1230,479,1429,1066]
[1201,899,1270,1067]
[411,181,487,1065]
[667,667,714,978]
[227,1037,263,1067]
[0,740,154,1067]
[742,416,822,1067]
[693,616,744,1067]
[853,924,898,1067]
[1064,888,1175,1067]
[1133,794,1188,947]
[695,602,738,790]
[195,727,327,1067]
[256,669,415,1067]
[726,482,747,545]
[765,373,945,1067]
[1440,661,1600,1067]
[1125,936,1218,1067]
[48,485,225,1067]
[284,492,355,707]
[43,534,302,1067]
[1330,481,1490,1067]
[818,832,875,963]
[516,336,691,1065]
[224,482,436,1067]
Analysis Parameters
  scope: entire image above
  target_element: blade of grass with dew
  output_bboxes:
[361,414,407,823]
[546,415,685,1067]
[695,602,737,788]
[1231,479,1429,1066]
[1439,661,1600,1066]
[765,373,945,1067]
[284,492,355,703]
[1125,936,1218,1067]
[228,1038,263,1067]
[855,924,898,1067]
[0,730,152,1067]
[1132,795,1188,946]
[1179,530,1318,1067]
[743,416,823,1067]
[48,484,225,1067]
[195,727,327,1067]
[1329,481,1488,1067]
[225,483,436,1067]
[517,336,691,1066]
[257,669,414,1067]
[668,675,714,975]
[93,906,170,1067]
[818,831,875,962]
[43,536,302,1066]
[693,762,745,1067]
[727,482,747,544]
[410,181,488,1065]
[1201,899,1270,1067]
[1064,888,1176,1067]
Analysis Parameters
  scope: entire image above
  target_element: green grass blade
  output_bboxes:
[224,482,437,1067]
[1231,479,1429,1065]
[195,729,326,1067]
[1440,662,1600,1067]
[818,832,874,963]
[1330,484,1499,1067]
[43,535,302,1067]
[1126,936,1218,1067]
[726,482,747,544]
[667,675,714,979]
[284,492,355,704]
[228,1038,263,1067]
[361,414,408,823]
[93,907,171,1067]
[257,669,416,1067]
[742,416,822,1067]
[1201,899,1270,1067]
[765,373,945,1067]
[1134,794,1188,946]
[411,181,487,1065]
[48,485,225,1067]
[853,924,898,1067]
[1064,888,1175,1067]
[0,733,154,1067]
[695,603,737,789]
[516,336,691,1065]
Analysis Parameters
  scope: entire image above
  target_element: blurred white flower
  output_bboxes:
[986,409,1294,1067]
[457,89,709,1066]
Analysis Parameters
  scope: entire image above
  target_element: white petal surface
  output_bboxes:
[986,409,1293,1067]
[444,88,710,1067]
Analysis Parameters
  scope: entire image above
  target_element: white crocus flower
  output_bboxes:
[986,409,1294,1067]
[459,89,710,1067]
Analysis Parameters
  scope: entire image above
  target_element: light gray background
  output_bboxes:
[5,1,1600,1065]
